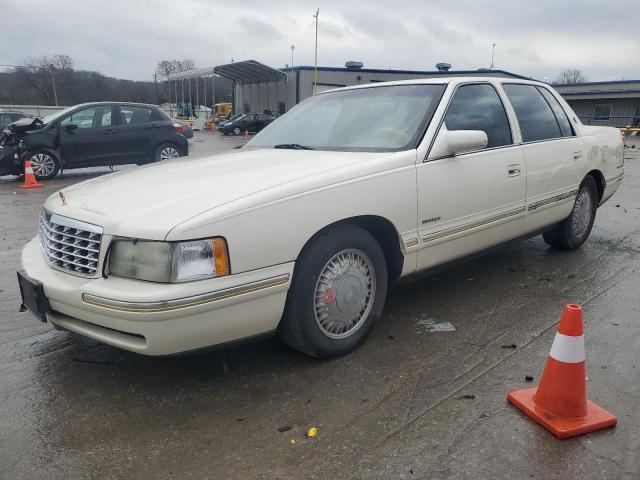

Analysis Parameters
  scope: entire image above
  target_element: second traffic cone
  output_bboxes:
[19,160,43,189]
[507,304,617,439]
[244,129,249,138]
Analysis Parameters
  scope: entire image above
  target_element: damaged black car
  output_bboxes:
[0,102,189,180]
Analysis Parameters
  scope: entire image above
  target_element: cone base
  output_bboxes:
[508,387,617,439]
[19,184,43,189]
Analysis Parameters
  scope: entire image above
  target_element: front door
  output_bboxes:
[416,83,527,270]
[243,114,258,132]
[59,105,117,166]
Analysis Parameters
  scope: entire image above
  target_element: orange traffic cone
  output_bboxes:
[507,304,617,439]
[19,160,43,189]
[244,129,249,138]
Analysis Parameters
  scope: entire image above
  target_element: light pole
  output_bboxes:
[49,64,58,106]
[490,43,496,70]
[290,44,295,72]
[313,8,319,94]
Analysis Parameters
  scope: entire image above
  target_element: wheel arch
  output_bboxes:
[299,215,405,282]
[585,169,605,203]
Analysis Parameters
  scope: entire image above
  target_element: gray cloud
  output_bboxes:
[0,0,638,82]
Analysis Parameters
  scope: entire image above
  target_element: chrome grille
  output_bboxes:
[39,209,103,276]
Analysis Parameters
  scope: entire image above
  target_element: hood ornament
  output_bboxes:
[59,191,67,206]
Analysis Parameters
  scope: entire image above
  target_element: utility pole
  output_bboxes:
[49,64,58,106]
[313,8,319,94]
[490,43,496,70]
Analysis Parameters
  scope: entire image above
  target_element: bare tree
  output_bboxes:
[553,68,587,85]
[155,59,197,80]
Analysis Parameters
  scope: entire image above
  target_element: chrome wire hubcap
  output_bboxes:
[571,188,593,239]
[160,147,179,161]
[30,153,55,177]
[313,249,375,339]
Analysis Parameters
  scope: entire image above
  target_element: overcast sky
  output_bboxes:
[2,0,639,82]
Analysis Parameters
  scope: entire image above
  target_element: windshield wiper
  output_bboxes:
[273,143,314,150]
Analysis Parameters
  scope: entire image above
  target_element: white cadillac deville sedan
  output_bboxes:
[18,77,624,358]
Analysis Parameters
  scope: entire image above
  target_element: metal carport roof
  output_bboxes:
[167,60,287,84]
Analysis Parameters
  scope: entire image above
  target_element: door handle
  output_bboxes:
[103,129,115,135]
[507,164,521,177]
[573,151,583,160]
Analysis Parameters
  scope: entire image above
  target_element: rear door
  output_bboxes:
[59,105,117,166]
[113,105,156,163]
[502,84,584,228]
[416,82,527,270]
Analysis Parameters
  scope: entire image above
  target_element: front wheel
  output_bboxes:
[26,151,60,180]
[543,175,598,250]
[278,225,388,358]
[232,126,242,136]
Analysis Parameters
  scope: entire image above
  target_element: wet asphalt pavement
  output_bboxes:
[0,135,638,479]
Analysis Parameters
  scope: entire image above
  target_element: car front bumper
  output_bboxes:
[21,237,293,355]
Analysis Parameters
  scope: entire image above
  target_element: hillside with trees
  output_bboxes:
[0,55,232,107]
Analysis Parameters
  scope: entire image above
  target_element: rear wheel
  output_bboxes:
[543,175,598,250]
[27,151,59,180]
[154,143,180,163]
[278,225,388,358]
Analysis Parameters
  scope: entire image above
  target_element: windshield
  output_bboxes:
[245,84,445,152]
[40,105,78,125]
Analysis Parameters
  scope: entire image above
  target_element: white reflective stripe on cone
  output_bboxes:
[549,333,585,363]
[25,167,33,174]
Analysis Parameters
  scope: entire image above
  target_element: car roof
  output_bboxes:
[317,76,548,95]
[68,101,159,109]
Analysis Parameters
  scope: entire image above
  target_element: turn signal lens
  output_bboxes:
[212,238,230,276]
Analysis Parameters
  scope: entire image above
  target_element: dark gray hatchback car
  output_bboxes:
[0,102,189,179]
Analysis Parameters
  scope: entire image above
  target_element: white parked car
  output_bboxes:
[18,77,624,358]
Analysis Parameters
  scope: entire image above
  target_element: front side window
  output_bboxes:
[120,106,152,126]
[444,84,512,148]
[594,104,612,121]
[60,106,112,129]
[246,84,446,152]
[503,84,562,142]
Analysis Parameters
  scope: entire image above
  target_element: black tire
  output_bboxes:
[278,225,388,359]
[232,126,242,136]
[25,150,60,180]
[543,175,598,250]
[153,143,181,163]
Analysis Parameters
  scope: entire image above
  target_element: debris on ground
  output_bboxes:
[525,375,534,382]
[278,425,292,433]
[454,394,476,400]
[417,318,456,332]
[306,426,318,438]
[501,343,517,349]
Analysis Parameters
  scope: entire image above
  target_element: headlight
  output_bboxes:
[108,238,230,283]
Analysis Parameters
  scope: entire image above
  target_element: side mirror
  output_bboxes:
[429,128,488,158]
[64,123,78,131]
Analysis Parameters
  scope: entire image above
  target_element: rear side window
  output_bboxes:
[444,84,512,148]
[120,106,152,126]
[537,87,573,137]
[503,84,562,142]
[0,114,10,123]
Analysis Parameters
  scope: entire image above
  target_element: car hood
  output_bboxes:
[44,148,389,239]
